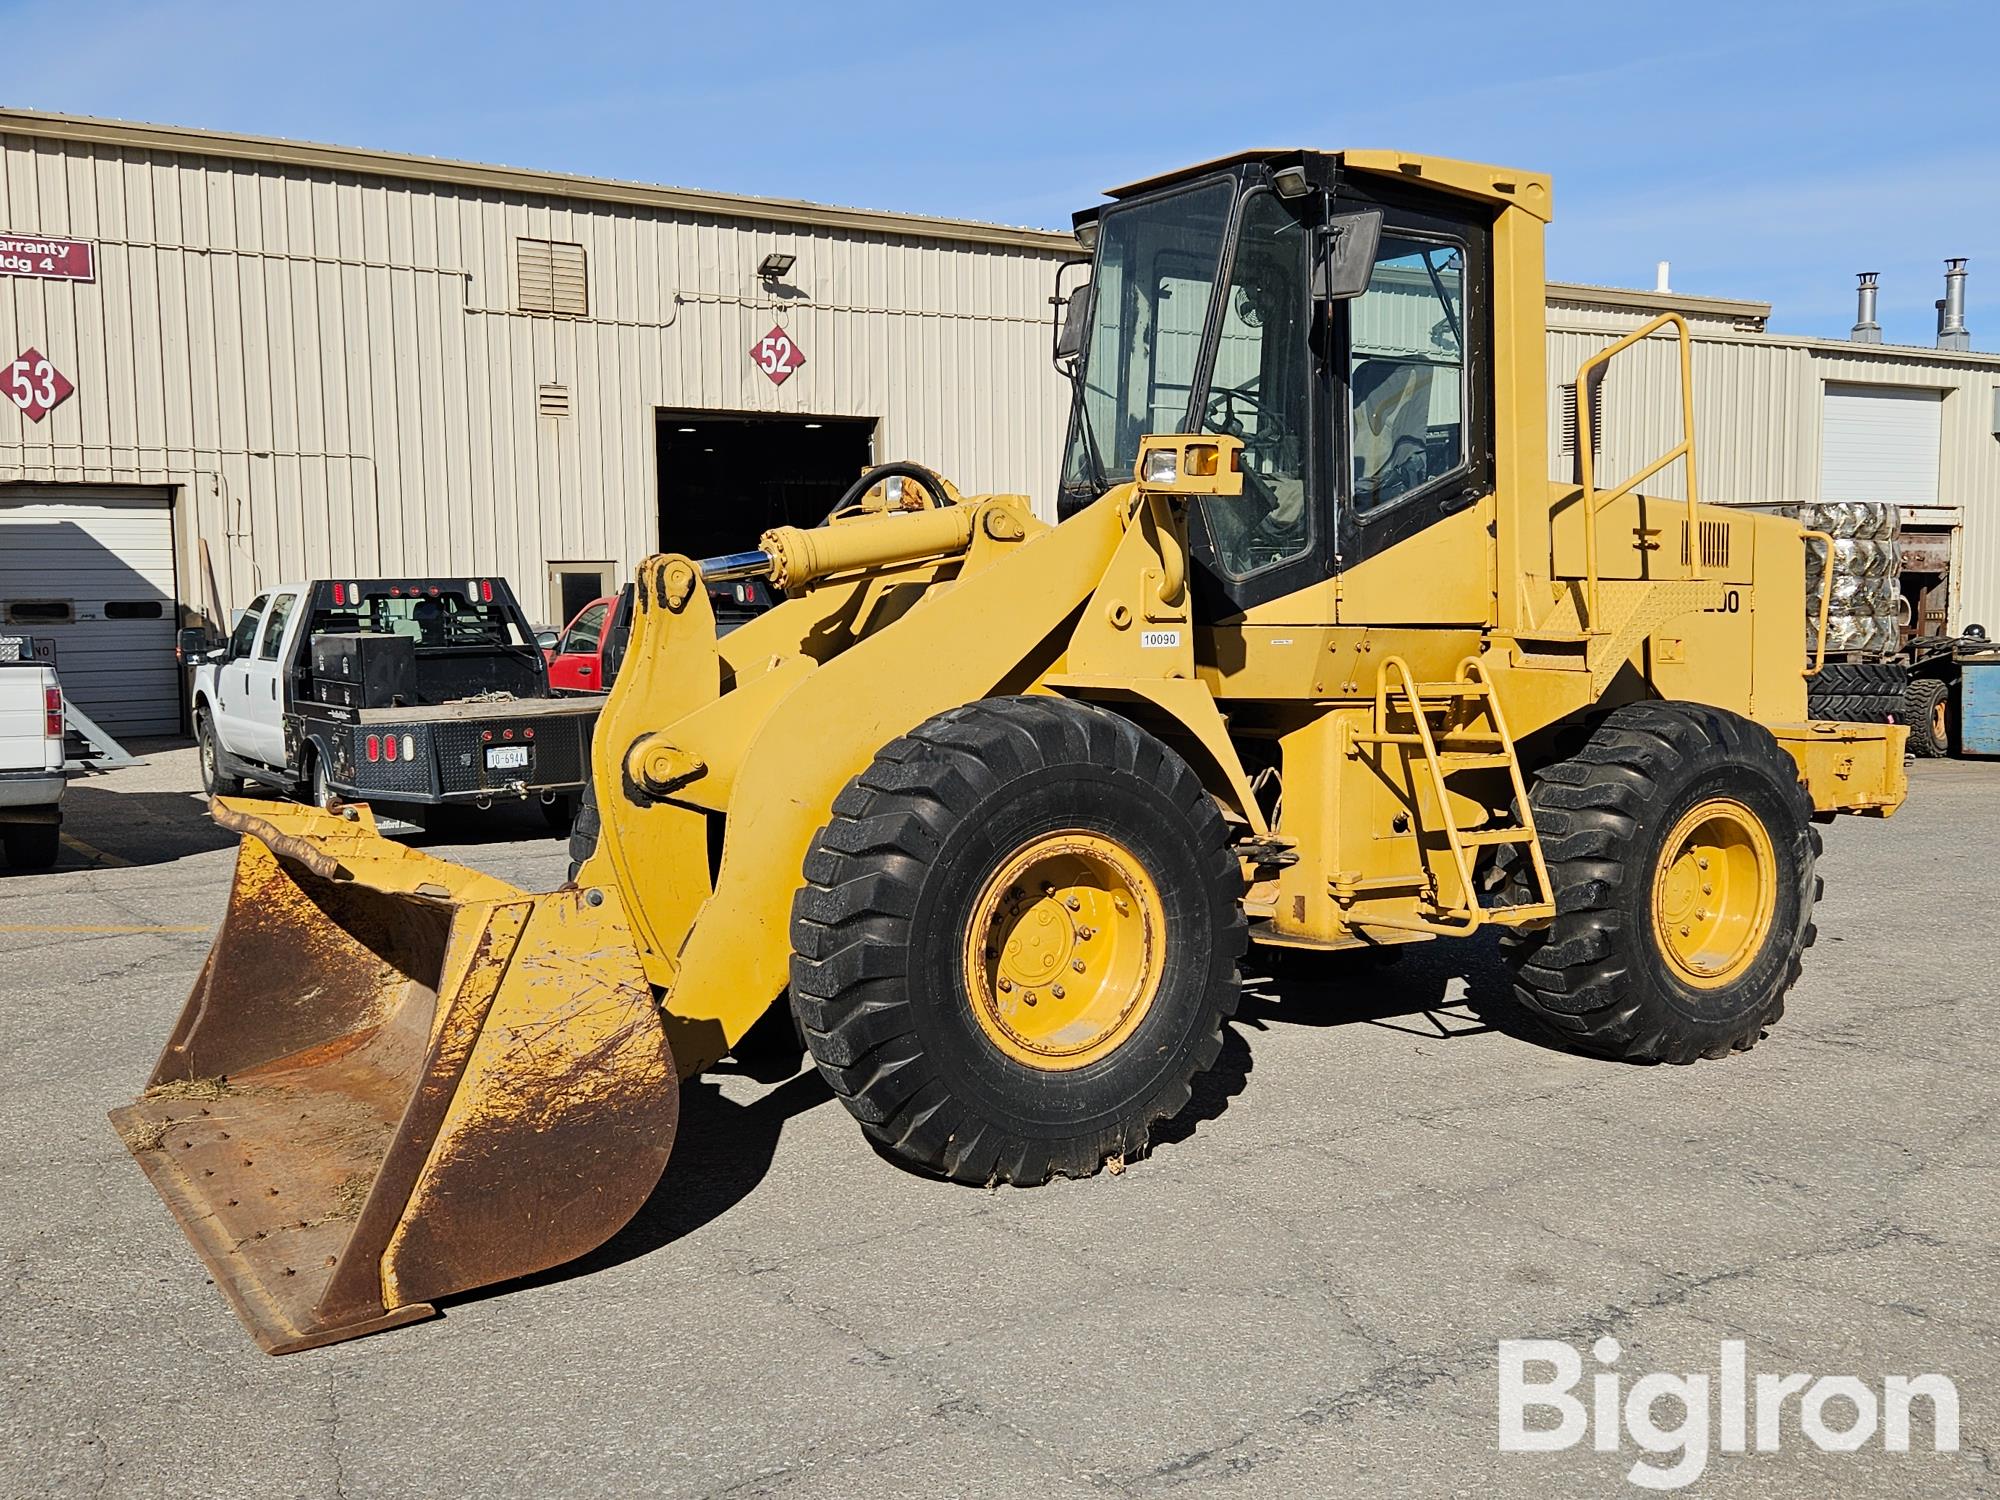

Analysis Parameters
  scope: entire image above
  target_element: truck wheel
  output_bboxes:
[1503,701,1818,1064]
[2,823,61,870]
[1904,678,1951,758]
[306,753,337,809]
[194,708,244,798]
[791,697,1245,1185]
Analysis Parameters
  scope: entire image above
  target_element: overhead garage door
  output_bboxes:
[0,487,180,736]
[1820,382,1943,504]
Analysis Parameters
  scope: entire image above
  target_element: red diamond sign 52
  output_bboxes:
[5,348,74,424]
[750,325,805,385]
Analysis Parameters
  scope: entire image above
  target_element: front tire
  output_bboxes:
[791,697,1245,1185]
[1503,701,1818,1064]
[194,708,244,797]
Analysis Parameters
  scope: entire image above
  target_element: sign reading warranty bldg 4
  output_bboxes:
[0,234,96,282]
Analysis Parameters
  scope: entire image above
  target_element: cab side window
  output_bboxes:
[1349,236,1467,511]
[228,596,268,659]
[257,593,298,661]
[561,602,608,655]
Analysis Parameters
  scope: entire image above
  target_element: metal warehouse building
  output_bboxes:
[0,109,1075,735]
[1544,278,2000,638]
[4,109,1996,737]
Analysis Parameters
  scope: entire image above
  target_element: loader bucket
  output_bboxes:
[110,799,679,1353]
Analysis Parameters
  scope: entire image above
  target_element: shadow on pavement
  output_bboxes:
[446,943,1582,1315]
[444,1067,837,1312]
[54,785,237,868]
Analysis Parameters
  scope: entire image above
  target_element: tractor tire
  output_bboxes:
[1904,678,1951,758]
[1502,701,1818,1065]
[1807,661,1905,724]
[791,696,1245,1185]
[194,708,244,798]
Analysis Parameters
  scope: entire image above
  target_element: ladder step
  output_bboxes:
[1401,681,1489,699]
[1436,751,1516,770]
[1459,827,1534,846]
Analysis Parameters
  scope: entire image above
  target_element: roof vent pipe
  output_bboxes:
[1939,258,1970,350]
[1851,272,1883,343]
[1655,260,1671,294]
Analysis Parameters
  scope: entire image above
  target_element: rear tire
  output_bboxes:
[1503,701,1818,1064]
[791,697,1245,1185]
[304,752,337,810]
[2,822,61,870]
[1904,677,1951,758]
[195,708,244,797]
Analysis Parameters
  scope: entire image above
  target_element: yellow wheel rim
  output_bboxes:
[963,830,1165,1071]
[1651,797,1778,988]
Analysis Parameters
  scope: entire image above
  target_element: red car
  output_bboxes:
[545,594,616,694]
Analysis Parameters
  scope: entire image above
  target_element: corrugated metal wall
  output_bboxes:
[0,131,1074,621]
[1546,308,2000,630]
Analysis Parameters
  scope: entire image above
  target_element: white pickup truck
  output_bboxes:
[185,576,600,824]
[0,644,64,869]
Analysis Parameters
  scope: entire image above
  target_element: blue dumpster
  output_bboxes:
[1963,657,2000,757]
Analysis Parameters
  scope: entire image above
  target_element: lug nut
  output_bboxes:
[1064,896,1081,912]
[1051,984,1066,1000]
[1078,925,1096,940]
[1022,991,1038,1006]
[1072,958,1086,973]
[997,977,1013,992]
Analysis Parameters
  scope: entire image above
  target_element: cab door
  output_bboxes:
[547,598,609,694]
[236,589,300,767]
[212,594,268,755]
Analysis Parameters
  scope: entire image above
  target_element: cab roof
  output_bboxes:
[1102,150,1552,223]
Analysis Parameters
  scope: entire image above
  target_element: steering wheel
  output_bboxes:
[1204,382,1291,456]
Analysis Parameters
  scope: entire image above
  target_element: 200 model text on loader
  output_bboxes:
[113,150,1905,1352]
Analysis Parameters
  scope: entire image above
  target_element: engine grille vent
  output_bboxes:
[1681,518,1732,570]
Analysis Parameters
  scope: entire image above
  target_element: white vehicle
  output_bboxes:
[185,576,599,823]
[0,645,65,869]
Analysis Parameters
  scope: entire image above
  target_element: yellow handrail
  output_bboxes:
[1802,529,1835,677]
[1573,311,1701,628]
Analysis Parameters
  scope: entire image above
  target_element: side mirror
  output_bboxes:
[1052,258,1094,367]
[176,626,213,664]
[1313,209,1383,301]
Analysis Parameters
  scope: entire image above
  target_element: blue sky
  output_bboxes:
[2,0,1993,344]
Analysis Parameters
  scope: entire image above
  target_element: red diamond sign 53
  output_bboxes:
[750,326,805,385]
[5,348,74,424]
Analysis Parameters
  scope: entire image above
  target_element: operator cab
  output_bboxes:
[1055,150,1494,615]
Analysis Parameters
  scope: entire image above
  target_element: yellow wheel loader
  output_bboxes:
[114,150,1906,1353]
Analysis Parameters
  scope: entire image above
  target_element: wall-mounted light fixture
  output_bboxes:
[758,252,797,281]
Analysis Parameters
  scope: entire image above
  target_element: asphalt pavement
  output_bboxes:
[2,746,1994,1498]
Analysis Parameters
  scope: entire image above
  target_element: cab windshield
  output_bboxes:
[1059,180,1234,508]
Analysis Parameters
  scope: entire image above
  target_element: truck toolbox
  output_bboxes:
[310,632,415,708]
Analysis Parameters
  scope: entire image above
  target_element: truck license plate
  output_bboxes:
[485,745,529,770]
